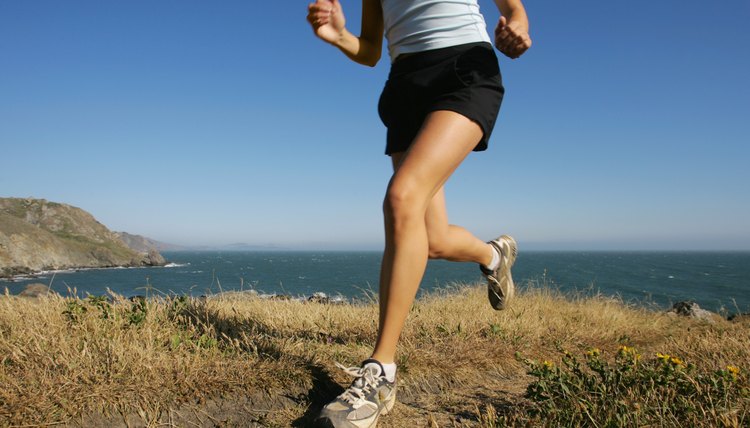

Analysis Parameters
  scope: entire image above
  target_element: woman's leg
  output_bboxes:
[424,187,494,264]
[371,109,493,364]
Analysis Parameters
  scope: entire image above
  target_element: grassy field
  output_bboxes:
[1,280,748,427]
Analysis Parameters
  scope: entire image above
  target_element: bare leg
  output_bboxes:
[424,187,494,264]
[372,110,493,364]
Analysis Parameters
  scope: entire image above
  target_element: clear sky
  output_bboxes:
[1,1,749,250]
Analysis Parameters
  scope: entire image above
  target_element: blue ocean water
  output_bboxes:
[2,251,749,313]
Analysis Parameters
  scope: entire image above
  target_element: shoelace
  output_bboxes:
[335,362,380,405]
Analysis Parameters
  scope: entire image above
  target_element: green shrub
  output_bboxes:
[62,299,87,323]
[515,346,749,427]
[87,295,113,320]
[128,297,148,326]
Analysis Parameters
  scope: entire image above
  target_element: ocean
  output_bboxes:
[2,251,749,313]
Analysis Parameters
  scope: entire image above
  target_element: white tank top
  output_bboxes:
[381,0,492,62]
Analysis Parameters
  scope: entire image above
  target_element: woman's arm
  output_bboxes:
[493,0,532,59]
[307,0,384,67]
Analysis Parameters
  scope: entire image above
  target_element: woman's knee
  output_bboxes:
[383,180,425,223]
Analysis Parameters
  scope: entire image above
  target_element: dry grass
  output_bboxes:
[1,280,748,427]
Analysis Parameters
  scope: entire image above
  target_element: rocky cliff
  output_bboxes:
[0,198,167,277]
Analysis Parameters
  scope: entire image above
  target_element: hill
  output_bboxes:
[0,197,166,277]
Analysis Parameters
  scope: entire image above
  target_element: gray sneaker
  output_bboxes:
[317,359,396,428]
[480,235,518,310]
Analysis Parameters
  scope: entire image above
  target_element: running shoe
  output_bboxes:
[317,359,396,428]
[480,235,517,310]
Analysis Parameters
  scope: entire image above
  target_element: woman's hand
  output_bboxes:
[494,16,532,59]
[307,0,346,45]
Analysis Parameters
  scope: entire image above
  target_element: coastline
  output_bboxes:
[1,261,180,283]
[0,263,190,282]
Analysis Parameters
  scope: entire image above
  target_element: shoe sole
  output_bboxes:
[317,389,396,428]
[381,388,396,414]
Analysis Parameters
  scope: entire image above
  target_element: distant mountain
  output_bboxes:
[115,232,187,253]
[0,197,166,278]
[163,243,286,251]
[221,243,284,251]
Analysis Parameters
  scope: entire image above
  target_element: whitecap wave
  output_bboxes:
[38,269,75,275]
[164,263,190,268]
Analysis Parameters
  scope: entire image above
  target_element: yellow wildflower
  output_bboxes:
[586,348,601,358]
[656,352,670,361]
[543,360,554,369]
[727,365,740,375]
[670,357,684,367]
[618,345,638,358]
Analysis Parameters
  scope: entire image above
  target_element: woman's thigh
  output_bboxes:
[387,110,483,211]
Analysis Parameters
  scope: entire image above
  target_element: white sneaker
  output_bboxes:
[317,359,396,427]
[480,235,517,310]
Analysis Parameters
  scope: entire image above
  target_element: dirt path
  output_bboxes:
[69,375,528,427]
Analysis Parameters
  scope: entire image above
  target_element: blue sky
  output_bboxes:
[1,0,749,250]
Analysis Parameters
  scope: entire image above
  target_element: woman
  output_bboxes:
[306,0,531,426]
